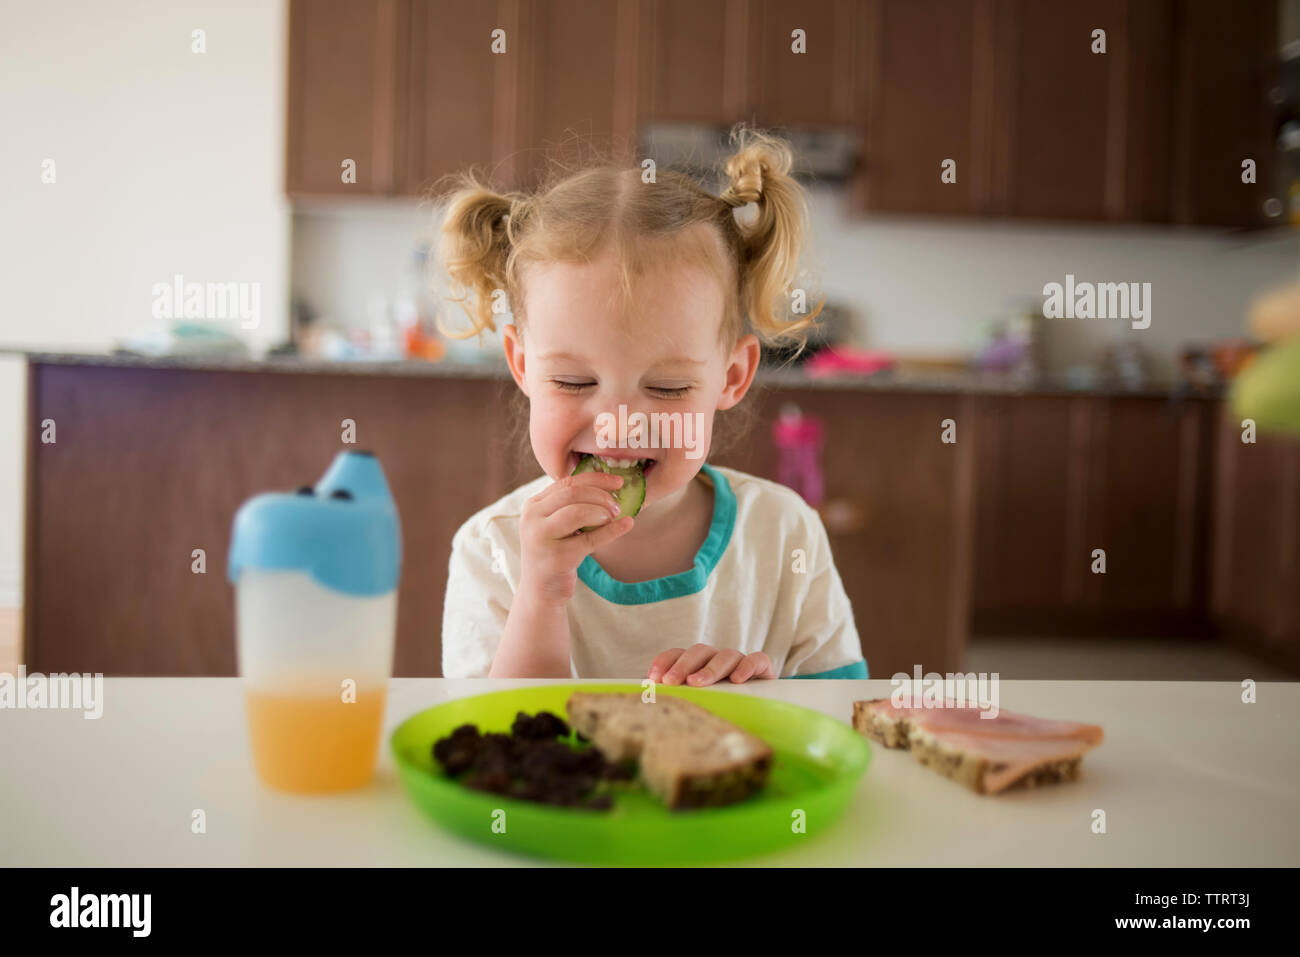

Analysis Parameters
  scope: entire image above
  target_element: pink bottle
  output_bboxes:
[772,403,825,507]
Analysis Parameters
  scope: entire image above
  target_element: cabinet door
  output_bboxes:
[1171,0,1278,227]
[638,0,742,124]
[514,0,638,189]
[405,0,507,195]
[748,0,863,129]
[994,0,1128,221]
[854,0,988,215]
[973,395,1216,634]
[1079,398,1214,618]
[1122,0,1177,222]
[971,396,1077,615]
[1212,412,1300,650]
[286,0,407,196]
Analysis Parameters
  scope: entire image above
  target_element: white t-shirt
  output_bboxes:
[441,463,868,680]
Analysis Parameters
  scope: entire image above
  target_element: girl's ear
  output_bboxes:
[717,333,760,411]
[502,324,529,396]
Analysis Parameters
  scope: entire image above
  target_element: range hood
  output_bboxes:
[640,123,860,183]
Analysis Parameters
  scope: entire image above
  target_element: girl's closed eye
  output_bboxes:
[551,378,594,393]
[648,384,692,398]
[550,378,692,398]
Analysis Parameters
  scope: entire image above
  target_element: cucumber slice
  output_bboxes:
[572,454,646,528]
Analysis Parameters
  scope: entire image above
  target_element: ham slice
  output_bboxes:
[852,699,1104,795]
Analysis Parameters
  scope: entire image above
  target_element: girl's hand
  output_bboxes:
[647,646,776,686]
[517,471,634,607]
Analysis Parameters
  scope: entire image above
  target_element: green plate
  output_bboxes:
[390,683,871,865]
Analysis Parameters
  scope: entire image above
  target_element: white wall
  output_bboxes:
[0,0,290,606]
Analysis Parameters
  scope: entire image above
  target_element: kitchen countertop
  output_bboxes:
[1,678,1295,866]
[1,347,1222,398]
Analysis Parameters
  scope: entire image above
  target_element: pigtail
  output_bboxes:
[433,174,529,338]
[720,126,823,347]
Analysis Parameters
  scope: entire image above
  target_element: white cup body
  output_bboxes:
[236,568,396,696]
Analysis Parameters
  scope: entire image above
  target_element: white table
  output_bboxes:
[2,678,1297,866]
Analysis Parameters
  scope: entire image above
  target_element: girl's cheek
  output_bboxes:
[528,398,569,473]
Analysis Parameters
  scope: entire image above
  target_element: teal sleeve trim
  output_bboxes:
[576,463,736,605]
[790,659,869,679]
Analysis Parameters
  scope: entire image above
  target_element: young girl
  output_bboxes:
[436,128,867,684]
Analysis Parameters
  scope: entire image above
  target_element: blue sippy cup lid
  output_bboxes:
[227,450,401,596]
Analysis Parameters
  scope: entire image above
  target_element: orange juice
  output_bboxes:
[244,686,387,793]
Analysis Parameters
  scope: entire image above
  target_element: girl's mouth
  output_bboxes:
[569,450,658,476]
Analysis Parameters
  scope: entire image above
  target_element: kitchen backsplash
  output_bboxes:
[291,185,1300,380]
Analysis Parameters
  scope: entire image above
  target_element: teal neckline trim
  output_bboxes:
[791,659,870,679]
[577,463,736,605]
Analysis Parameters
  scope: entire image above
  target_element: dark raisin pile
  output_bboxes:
[432,711,632,810]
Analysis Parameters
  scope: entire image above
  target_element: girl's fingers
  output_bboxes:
[660,644,714,685]
[730,652,775,682]
[531,477,624,520]
[647,648,686,682]
[687,648,742,686]
[730,656,753,682]
[533,472,623,503]
[542,503,618,539]
[577,514,634,550]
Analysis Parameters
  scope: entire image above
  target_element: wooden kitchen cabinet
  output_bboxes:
[23,361,518,677]
[1077,396,1217,618]
[511,0,640,189]
[286,0,409,196]
[1170,0,1278,227]
[972,393,1218,634]
[985,0,1275,225]
[637,0,743,124]
[288,0,1282,225]
[638,0,864,131]
[972,396,1076,613]
[290,0,525,197]
[403,0,510,195]
[851,0,1155,220]
[976,0,1181,222]
[853,0,989,215]
[849,0,1275,226]
[993,0,1131,221]
[746,0,865,130]
[1211,411,1300,669]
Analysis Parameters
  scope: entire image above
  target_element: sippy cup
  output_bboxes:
[227,450,402,793]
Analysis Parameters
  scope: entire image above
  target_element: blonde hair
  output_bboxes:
[432,125,823,352]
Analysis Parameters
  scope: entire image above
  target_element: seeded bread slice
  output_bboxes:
[852,699,1098,795]
[566,692,773,809]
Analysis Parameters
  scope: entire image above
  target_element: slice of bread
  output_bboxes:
[566,692,773,809]
[852,699,1101,795]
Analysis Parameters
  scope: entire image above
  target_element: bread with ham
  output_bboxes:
[852,699,1103,795]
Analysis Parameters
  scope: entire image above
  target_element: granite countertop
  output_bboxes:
[1,346,1223,399]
